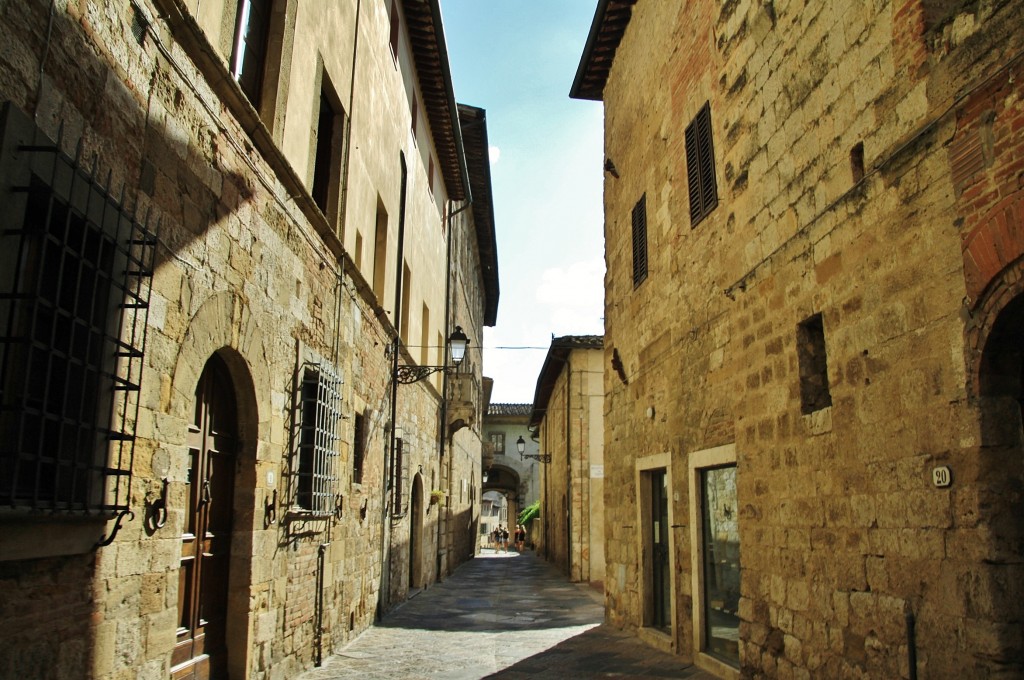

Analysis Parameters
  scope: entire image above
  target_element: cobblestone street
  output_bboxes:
[299,551,715,679]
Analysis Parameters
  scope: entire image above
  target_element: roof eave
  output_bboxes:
[458,104,499,327]
[528,336,604,428]
[403,0,469,200]
[568,0,637,102]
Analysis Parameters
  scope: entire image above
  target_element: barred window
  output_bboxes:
[684,101,718,227]
[296,363,342,514]
[0,102,155,515]
[391,437,410,516]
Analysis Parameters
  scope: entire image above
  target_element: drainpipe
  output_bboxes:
[379,153,408,620]
[906,607,918,680]
[314,540,329,666]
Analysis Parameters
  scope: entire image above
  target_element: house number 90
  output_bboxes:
[932,466,952,488]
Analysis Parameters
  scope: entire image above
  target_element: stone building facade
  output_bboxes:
[530,336,605,589]
[0,1,497,678]
[572,0,1024,678]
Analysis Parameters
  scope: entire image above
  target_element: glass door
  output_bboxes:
[650,470,671,630]
[700,465,740,665]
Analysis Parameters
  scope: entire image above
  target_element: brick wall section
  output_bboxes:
[958,56,1024,305]
[597,0,1024,676]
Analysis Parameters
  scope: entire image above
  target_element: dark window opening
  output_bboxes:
[851,142,865,183]
[631,193,648,288]
[490,432,505,454]
[353,412,366,484]
[922,0,975,32]
[410,96,418,138]
[312,91,336,214]
[389,0,400,61]
[685,101,718,227]
[372,198,389,302]
[797,313,832,414]
[231,0,272,105]
[310,76,348,228]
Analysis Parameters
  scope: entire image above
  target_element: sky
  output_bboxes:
[441,1,606,405]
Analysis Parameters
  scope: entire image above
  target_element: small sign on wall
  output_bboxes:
[590,465,604,479]
[932,466,952,488]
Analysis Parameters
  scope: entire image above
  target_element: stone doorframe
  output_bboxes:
[634,452,675,654]
[166,291,271,680]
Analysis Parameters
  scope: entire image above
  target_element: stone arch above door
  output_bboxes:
[967,256,1024,401]
[168,291,270,431]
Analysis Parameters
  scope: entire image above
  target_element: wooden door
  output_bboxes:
[172,355,237,680]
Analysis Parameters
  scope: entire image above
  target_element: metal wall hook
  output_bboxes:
[145,478,169,532]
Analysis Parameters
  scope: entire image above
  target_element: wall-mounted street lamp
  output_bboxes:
[482,469,489,483]
[517,435,551,464]
[395,326,469,384]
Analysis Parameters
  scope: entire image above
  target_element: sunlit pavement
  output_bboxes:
[298,550,715,679]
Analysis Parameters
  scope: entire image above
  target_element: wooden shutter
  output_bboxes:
[685,101,718,226]
[631,194,648,287]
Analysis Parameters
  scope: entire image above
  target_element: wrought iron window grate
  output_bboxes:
[296,362,342,514]
[0,103,157,514]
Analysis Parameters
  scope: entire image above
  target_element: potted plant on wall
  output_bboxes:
[429,489,445,506]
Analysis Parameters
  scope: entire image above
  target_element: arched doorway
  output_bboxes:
[409,473,424,588]
[975,290,1024,667]
[173,353,239,679]
[482,465,521,526]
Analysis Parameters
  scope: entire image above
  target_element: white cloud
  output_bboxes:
[534,258,605,336]
[489,145,501,164]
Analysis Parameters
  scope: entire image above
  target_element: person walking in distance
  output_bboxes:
[515,524,525,552]
[500,524,510,553]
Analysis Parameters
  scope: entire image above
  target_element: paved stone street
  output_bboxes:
[299,551,714,679]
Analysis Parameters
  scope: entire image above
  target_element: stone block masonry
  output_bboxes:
[583,0,1024,676]
[0,0,493,678]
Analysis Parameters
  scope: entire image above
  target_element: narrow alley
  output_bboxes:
[299,551,714,680]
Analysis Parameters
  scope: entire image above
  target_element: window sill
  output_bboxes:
[0,514,108,561]
[283,508,334,522]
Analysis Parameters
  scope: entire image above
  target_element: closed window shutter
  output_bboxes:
[631,193,648,287]
[686,101,718,226]
[685,122,702,221]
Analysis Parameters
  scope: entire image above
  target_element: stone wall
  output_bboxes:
[0,0,488,678]
[536,345,604,587]
[595,0,1024,676]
